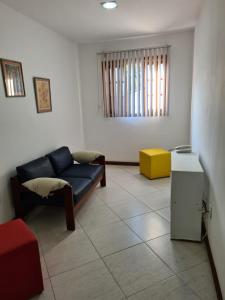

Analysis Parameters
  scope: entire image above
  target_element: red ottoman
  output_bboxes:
[0,219,44,300]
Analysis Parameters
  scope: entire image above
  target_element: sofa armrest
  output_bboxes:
[22,178,70,198]
[11,176,38,218]
[72,151,104,164]
[11,176,75,230]
[92,155,106,187]
[92,155,105,165]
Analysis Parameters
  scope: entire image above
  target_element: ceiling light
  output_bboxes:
[101,1,118,10]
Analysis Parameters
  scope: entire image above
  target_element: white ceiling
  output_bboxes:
[0,0,203,43]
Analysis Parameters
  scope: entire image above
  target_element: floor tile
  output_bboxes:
[86,221,142,257]
[80,194,104,209]
[41,256,49,279]
[95,186,131,203]
[51,259,124,300]
[150,177,171,191]
[31,279,55,300]
[125,212,170,241]
[136,190,170,210]
[44,229,99,276]
[77,201,120,230]
[123,182,159,197]
[147,235,208,273]
[106,166,127,177]
[111,174,138,186]
[104,244,174,296]
[178,261,217,300]
[108,196,151,219]
[26,206,80,241]
[128,275,200,300]
[27,166,216,299]
[121,166,140,175]
[156,207,171,222]
[95,179,119,189]
[101,192,135,206]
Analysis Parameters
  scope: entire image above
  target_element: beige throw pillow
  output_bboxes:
[23,177,70,198]
[72,151,103,164]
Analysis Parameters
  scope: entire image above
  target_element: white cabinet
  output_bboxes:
[171,152,204,241]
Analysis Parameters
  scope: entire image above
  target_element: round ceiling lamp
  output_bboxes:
[101,1,118,10]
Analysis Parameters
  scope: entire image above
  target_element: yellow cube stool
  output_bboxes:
[139,148,171,179]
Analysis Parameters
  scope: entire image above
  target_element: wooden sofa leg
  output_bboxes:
[64,186,75,231]
[100,172,106,187]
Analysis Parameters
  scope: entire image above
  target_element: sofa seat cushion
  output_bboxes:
[17,157,56,183]
[61,164,104,181]
[47,146,73,175]
[59,177,92,202]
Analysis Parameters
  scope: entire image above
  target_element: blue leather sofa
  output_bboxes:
[11,146,106,230]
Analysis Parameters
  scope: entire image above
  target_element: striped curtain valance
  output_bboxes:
[99,46,170,118]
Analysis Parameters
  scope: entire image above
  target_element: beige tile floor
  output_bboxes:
[28,165,217,300]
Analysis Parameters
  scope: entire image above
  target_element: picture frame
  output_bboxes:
[0,59,26,97]
[33,77,52,113]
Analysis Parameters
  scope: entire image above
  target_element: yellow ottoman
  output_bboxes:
[139,148,171,179]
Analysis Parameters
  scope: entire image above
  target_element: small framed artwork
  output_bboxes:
[0,59,26,97]
[33,77,52,113]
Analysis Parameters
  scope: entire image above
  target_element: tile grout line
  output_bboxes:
[95,179,171,223]
[41,245,57,300]
[93,189,161,246]
[154,209,171,222]
[32,166,211,299]
[100,241,145,259]
[49,257,101,280]
[80,223,128,299]
[145,240,209,281]
[122,209,170,222]
[104,169,171,212]
[40,168,171,297]
[93,178,172,248]
[145,240,179,274]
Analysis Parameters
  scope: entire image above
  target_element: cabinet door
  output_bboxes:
[171,171,203,241]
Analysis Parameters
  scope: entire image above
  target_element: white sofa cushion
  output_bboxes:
[72,151,103,164]
[23,177,70,198]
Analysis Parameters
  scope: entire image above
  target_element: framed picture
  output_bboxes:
[0,59,26,97]
[33,77,52,113]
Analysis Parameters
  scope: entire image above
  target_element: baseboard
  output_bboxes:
[106,161,139,166]
[203,226,223,300]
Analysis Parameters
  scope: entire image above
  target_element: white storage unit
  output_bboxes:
[171,151,204,241]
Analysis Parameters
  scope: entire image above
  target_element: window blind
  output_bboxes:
[99,46,170,118]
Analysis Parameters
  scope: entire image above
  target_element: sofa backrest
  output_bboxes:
[47,146,73,175]
[17,157,56,183]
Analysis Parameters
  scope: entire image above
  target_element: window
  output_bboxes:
[100,46,169,117]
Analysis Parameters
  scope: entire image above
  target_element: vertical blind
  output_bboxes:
[100,46,170,118]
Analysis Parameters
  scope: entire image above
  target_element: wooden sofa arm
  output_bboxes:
[92,155,106,187]
[11,176,75,231]
[54,185,75,231]
[11,176,29,218]
[92,155,105,165]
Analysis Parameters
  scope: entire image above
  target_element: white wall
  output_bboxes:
[0,2,84,222]
[79,31,194,162]
[191,0,225,296]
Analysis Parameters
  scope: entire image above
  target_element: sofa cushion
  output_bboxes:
[72,151,103,164]
[59,176,92,201]
[47,146,73,175]
[61,164,104,181]
[23,178,70,198]
[17,157,56,183]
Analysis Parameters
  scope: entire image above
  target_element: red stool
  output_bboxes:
[0,219,44,300]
